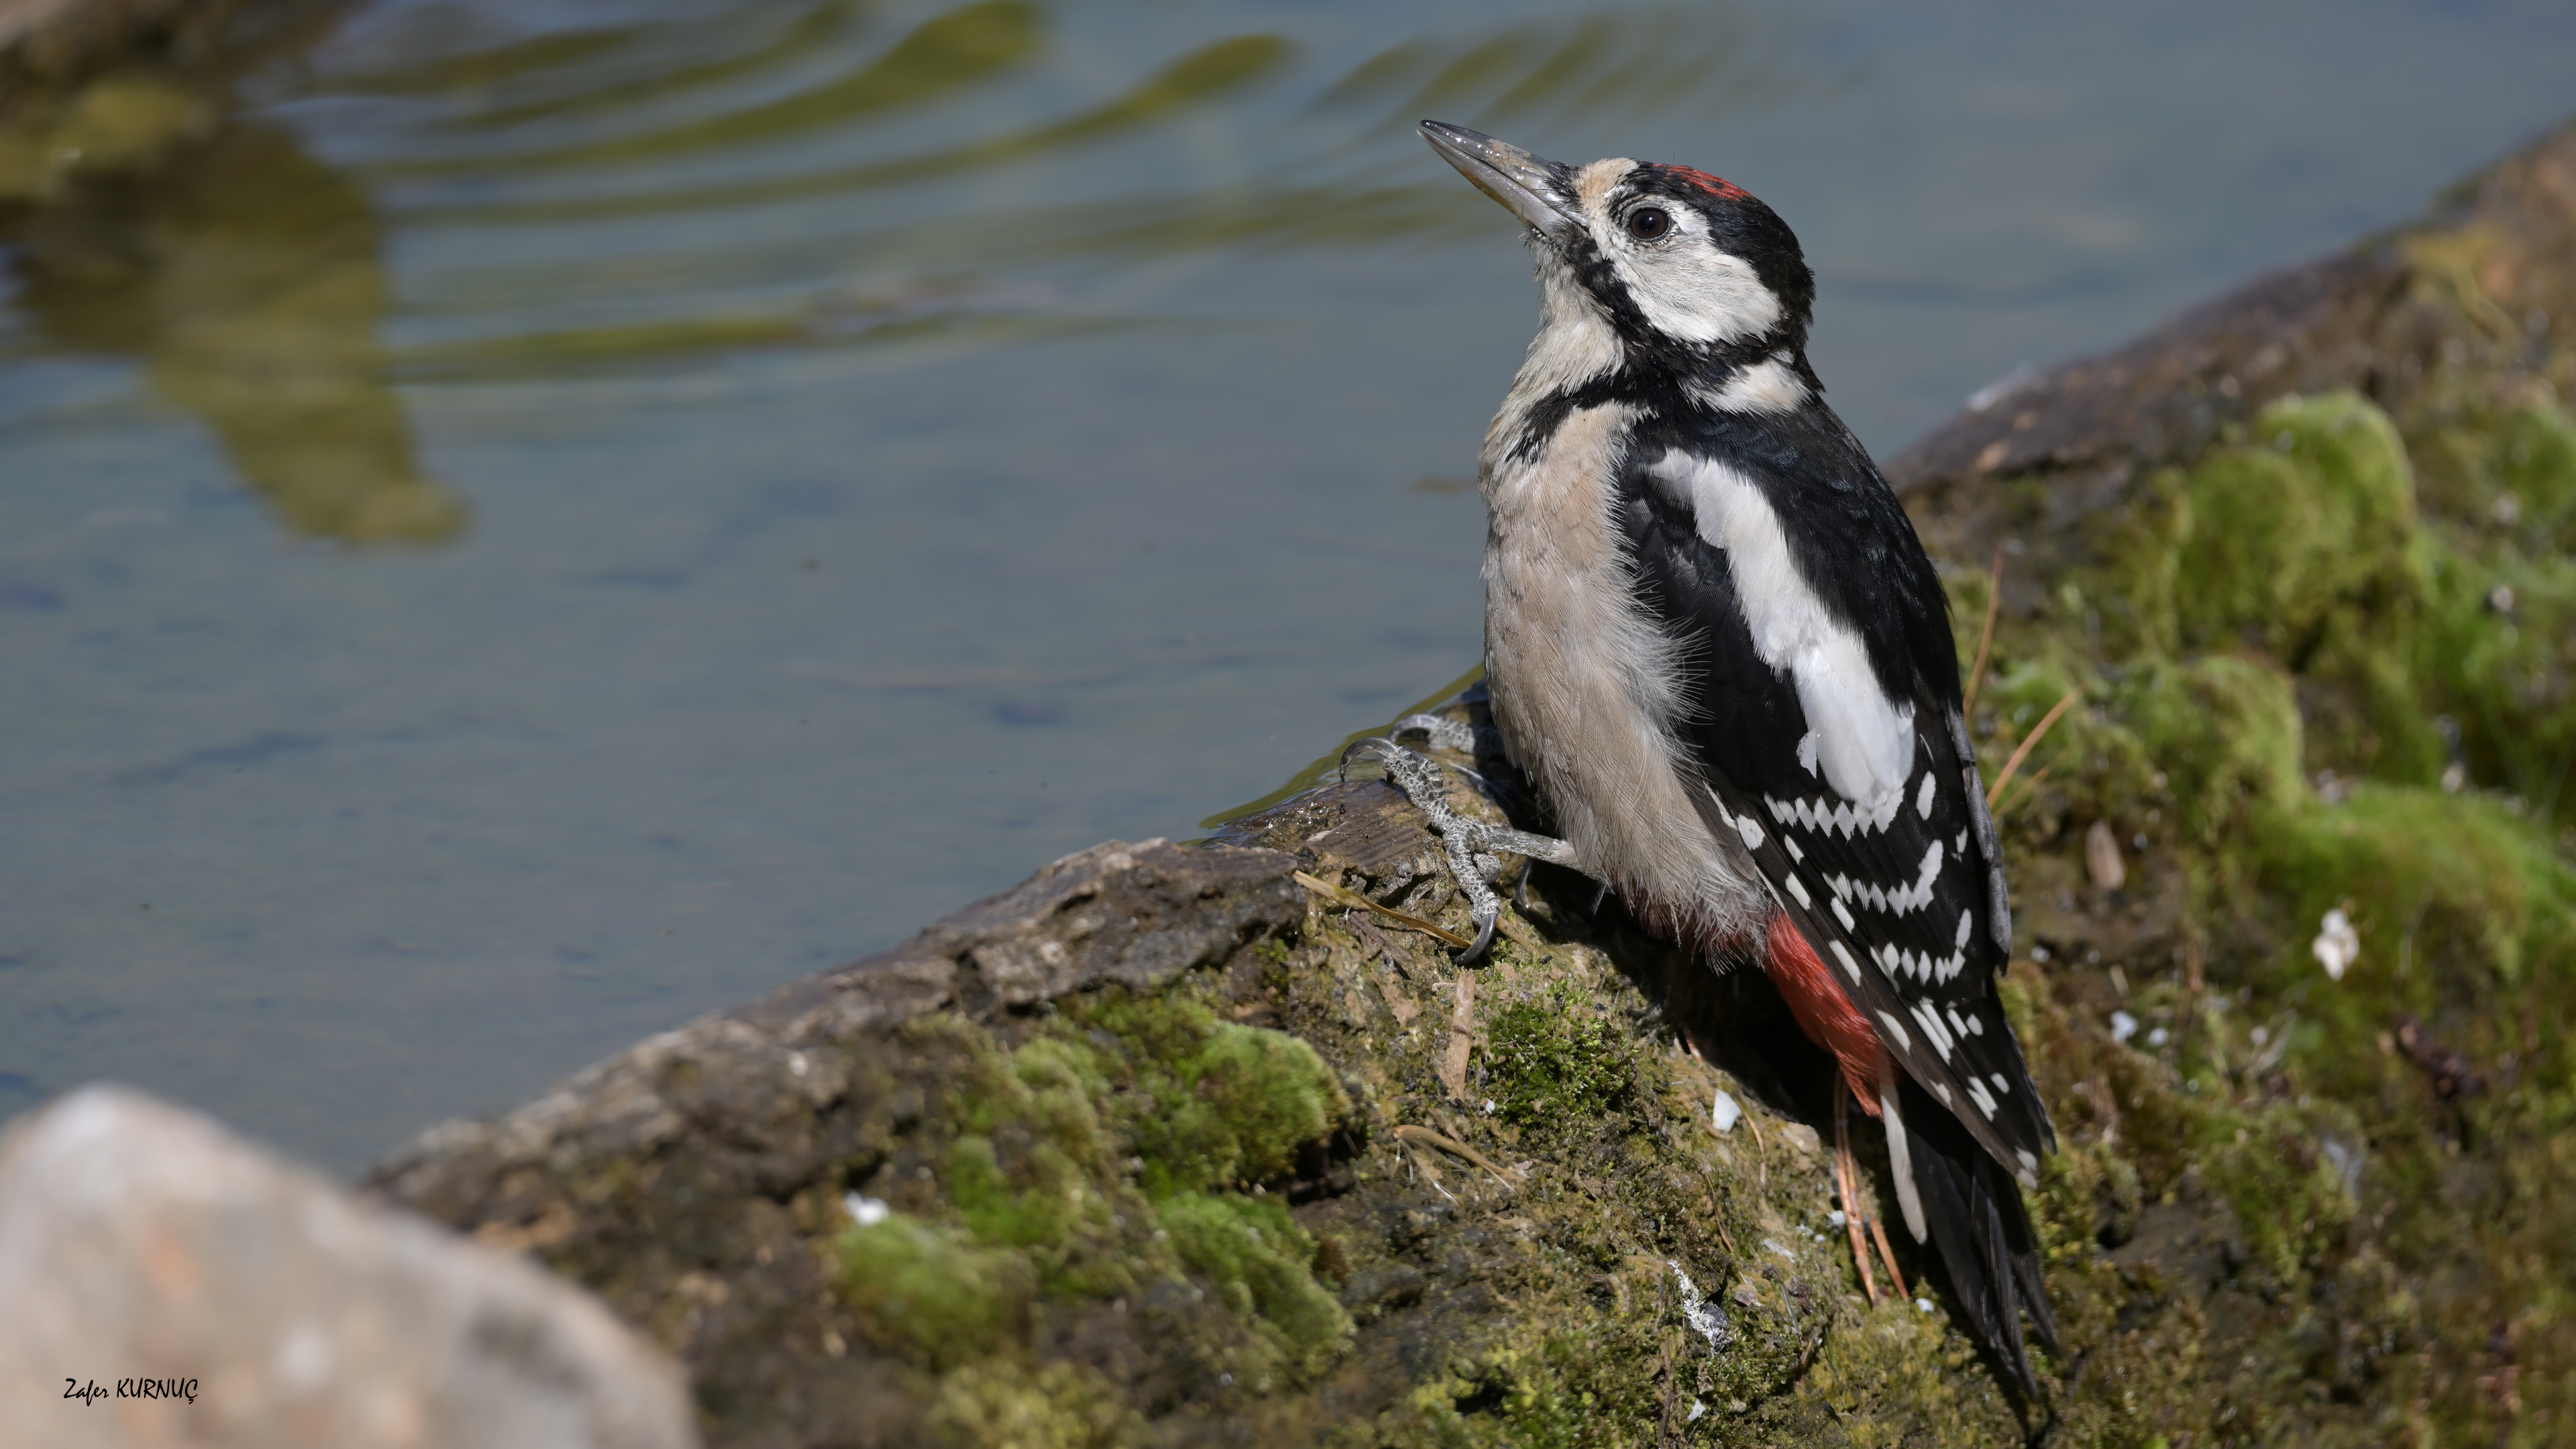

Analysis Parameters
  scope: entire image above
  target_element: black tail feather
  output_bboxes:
[1899,1076,2057,1395]
[1609,922,2059,1397]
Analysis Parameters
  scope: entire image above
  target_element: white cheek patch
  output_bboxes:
[1608,216,1784,347]
[1654,452,1915,815]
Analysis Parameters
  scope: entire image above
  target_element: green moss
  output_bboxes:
[1481,977,1637,1130]
[2197,1096,2365,1287]
[1158,1191,1352,1383]
[2171,392,2421,659]
[1799,1297,2023,1448]
[837,1212,1037,1369]
[832,988,1358,1399]
[925,1361,1143,1449]
[2416,547,2576,809]
[1065,992,1351,1197]
[2414,398,2576,546]
[2255,784,2576,1000]
[1397,1334,1629,1448]
[2126,654,2308,847]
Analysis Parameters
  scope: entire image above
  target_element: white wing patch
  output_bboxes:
[1650,452,1916,816]
[1916,771,1936,818]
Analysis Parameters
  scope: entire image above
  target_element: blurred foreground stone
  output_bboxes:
[0,1085,699,1449]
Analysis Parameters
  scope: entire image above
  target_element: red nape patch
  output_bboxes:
[1666,165,1748,201]
[1763,914,1884,1117]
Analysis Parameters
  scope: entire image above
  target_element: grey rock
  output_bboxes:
[0,1085,698,1449]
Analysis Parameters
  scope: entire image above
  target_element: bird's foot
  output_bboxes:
[1342,719,1577,963]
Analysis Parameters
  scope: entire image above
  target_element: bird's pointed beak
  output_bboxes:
[1420,120,1580,237]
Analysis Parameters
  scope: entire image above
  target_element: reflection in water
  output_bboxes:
[8,119,463,545]
[393,0,1043,172]
[294,1,1811,382]
[1,1,1811,530]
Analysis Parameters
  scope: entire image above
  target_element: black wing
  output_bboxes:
[1617,404,2056,1183]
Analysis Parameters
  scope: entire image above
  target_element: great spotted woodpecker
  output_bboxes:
[1395,120,2061,1391]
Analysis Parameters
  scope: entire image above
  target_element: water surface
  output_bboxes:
[3,0,2571,1170]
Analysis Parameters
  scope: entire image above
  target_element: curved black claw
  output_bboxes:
[1338,735,1399,784]
[1458,902,1499,966]
[1391,712,1479,753]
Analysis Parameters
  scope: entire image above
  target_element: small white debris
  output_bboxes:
[1915,1297,1935,1313]
[2489,583,2518,615]
[1764,1238,1796,1261]
[2109,1010,2139,1046]
[1711,1089,1742,1133]
[2494,490,2523,526]
[2251,1025,2269,1047]
[1668,1263,1731,1351]
[2030,945,2051,963]
[2442,761,2467,794]
[2312,908,2360,981]
[1482,1098,1497,1115]
[1688,1399,1707,1422]
[1827,1209,1847,1228]
[2146,1026,2169,1049]
[843,1193,891,1227]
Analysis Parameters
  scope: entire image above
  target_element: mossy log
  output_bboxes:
[374,117,2576,1447]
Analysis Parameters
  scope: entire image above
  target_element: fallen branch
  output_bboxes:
[1391,1124,1524,1190]
[1293,869,1474,949]
[1962,550,2004,721]
[1986,690,2079,809]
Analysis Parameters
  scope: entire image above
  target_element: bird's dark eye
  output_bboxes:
[1625,207,1672,240]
